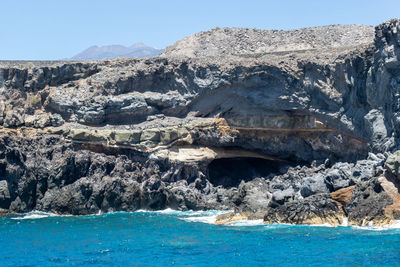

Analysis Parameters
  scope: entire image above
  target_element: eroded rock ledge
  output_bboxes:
[0,19,400,226]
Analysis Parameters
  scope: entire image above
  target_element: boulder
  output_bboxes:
[385,150,400,180]
[331,185,355,206]
[3,109,24,127]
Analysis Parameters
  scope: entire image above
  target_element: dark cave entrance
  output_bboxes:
[207,157,284,188]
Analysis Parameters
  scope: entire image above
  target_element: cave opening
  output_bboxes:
[207,157,285,188]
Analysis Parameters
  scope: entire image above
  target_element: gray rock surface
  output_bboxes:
[385,150,400,180]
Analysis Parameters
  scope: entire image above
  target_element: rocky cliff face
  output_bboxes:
[0,20,400,226]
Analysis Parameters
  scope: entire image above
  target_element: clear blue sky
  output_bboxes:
[1,0,399,60]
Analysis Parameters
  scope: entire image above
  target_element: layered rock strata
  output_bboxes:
[0,20,400,226]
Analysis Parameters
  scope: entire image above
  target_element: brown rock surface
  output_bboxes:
[331,186,355,206]
[379,176,400,220]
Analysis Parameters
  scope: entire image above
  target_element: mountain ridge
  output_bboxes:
[69,42,163,60]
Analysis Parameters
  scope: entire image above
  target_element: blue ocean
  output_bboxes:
[1,210,400,266]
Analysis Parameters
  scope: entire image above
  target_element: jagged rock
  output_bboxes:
[300,173,329,197]
[272,188,295,205]
[24,113,64,128]
[385,150,400,180]
[264,194,343,225]
[378,175,400,221]
[324,164,353,191]
[0,180,11,209]
[3,109,24,128]
[331,185,355,206]
[346,178,394,225]
[0,102,5,125]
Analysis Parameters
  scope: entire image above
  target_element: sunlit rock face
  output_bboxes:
[0,20,399,226]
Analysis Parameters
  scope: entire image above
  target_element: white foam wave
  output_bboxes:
[264,222,341,229]
[9,210,400,231]
[388,220,400,229]
[178,210,232,224]
[183,215,218,224]
[225,219,264,226]
[136,209,230,219]
[352,220,400,231]
[308,223,335,227]
[153,208,178,214]
[11,211,58,220]
[134,209,229,224]
[135,208,183,215]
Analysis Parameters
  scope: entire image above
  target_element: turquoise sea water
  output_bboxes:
[1,210,400,266]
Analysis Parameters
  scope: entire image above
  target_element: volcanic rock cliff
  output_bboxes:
[0,20,400,226]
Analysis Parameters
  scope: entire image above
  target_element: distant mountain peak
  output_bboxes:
[69,43,163,60]
[130,42,148,49]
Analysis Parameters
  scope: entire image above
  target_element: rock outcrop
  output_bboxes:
[385,151,400,181]
[161,25,374,58]
[0,19,400,226]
